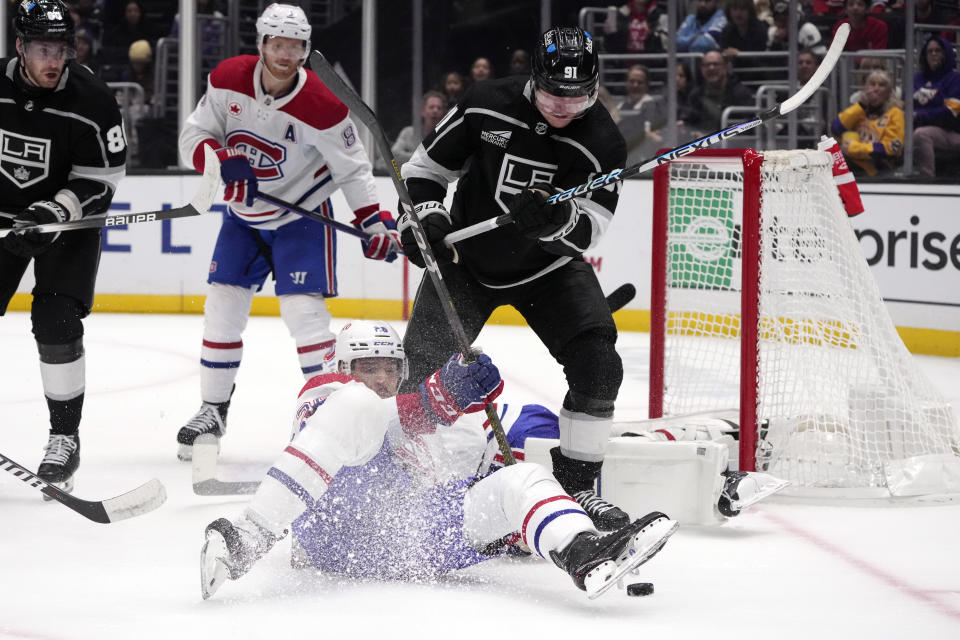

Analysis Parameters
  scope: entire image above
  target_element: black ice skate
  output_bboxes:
[37,433,80,499]
[718,469,791,517]
[572,489,631,531]
[200,517,284,600]
[551,446,631,531]
[177,399,230,461]
[550,511,678,599]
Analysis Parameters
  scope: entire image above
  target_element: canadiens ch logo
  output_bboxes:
[224,130,286,180]
[493,153,557,213]
[0,128,50,188]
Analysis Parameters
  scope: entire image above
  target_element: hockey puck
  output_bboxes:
[626,582,654,597]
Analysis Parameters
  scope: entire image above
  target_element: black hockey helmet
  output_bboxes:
[532,27,599,101]
[13,0,75,44]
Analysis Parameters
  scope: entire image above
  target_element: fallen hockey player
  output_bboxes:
[200,320,678,601]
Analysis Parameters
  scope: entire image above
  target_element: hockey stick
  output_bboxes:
[256,191,367,239]
[310,51,517,465]
[191,434,260,496]
[442,23,850,247]
[0,146,222,238]
[0,450,166,523]
[606,283,636,314]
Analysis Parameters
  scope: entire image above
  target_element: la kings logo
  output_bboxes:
[494,153,557,213]
[0,129,50,188]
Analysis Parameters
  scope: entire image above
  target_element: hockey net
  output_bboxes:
[649,149,960,499]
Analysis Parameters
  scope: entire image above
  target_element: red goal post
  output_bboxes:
[648,148,960,498]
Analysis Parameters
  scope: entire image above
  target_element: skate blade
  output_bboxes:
[731,477,792,512]
[586,517,679,600]
[41,476,75,501]
[200,531,230,600]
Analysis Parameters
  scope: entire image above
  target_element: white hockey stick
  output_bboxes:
[191,434,260,496]
[0,450,166,523]
[0,146,221,238]
[443,23,850,247]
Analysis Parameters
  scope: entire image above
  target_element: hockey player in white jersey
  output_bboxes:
[200,320,678,601]
[175,4,400,460]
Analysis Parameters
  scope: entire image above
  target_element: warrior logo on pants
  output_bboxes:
[0,129,50,188]
[494,154,557,213]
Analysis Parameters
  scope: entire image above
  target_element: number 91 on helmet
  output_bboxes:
[532,26,599,122]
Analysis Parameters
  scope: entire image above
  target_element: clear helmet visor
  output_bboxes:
[22,40,76,63]
[534,88,596,119]
[260,35,308,64]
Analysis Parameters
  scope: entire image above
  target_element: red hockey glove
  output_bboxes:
[397,200,458,268]
[2,200,69,257]
[215,147,258,207]
[508,182,577,240]
[352,209,401,262]
[818,135,864,217]
[419,352,504,424]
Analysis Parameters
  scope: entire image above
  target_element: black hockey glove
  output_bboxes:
[397,200,458,269]
[508,183,576,241]
[2,200,69,258]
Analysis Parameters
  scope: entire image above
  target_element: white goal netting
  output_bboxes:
[654,150,960,498]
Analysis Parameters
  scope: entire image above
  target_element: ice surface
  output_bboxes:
[1,313,959,639]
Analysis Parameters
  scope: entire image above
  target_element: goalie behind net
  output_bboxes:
[650,148,960,499]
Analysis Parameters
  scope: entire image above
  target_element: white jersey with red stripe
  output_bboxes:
[291,374,486,485]
[178,55,381,230]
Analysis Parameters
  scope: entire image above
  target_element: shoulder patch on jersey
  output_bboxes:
[209,55,258,98]
[341,123,356,148]
[279,71,349,131]
[284,123,296,142]
[480,129,512,148]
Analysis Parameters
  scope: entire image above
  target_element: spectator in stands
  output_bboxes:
[912,35,960,178]
[796,49,829,139]
[74,25,99,74]
[103,1,154,59]
[767,1,828,56]
[941,0,960,43]
[756,0,774,23]
[440,71,466,109]
[616,64,667,164]
[833,0,888,52]
[831,69,903,176]
[602,0,665,53]
[719,0,769,64]
[509,49,531,75]
[679,49,755,138]
[169,0,225,71]
[810,0,846,16]
[677,0,727,53]
[391,90,447,166]
[676,61,692,106]
[470,56,493,83]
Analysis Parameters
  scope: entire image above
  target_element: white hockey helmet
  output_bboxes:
[335,320,409,383]
[256,3,311,63]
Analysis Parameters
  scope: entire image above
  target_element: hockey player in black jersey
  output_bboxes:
[0,1,126,496]
[398,27,633,530]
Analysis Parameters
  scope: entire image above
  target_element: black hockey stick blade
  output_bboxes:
[191,435,260,496]
[606,283,636,313]
[0,451,166,524]
[309,50,517,466]
[0,146,222,238]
